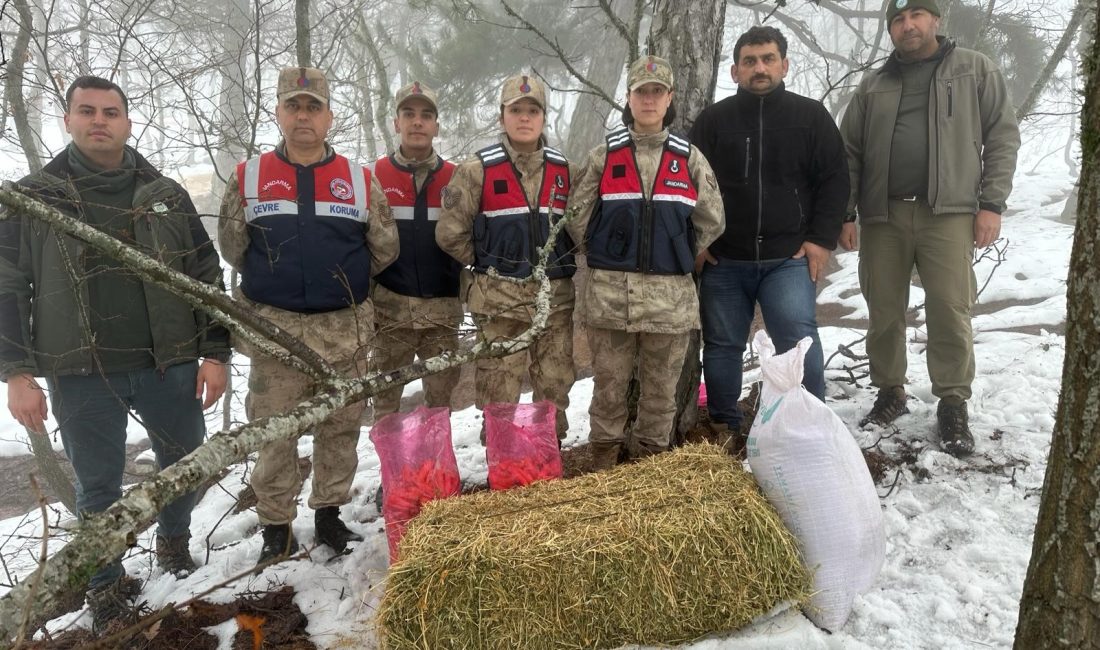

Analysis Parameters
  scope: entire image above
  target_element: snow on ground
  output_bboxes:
[0,161,1075,648]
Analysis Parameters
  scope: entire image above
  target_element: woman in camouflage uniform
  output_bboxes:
[566,56,724,469]
[435,74,577,442]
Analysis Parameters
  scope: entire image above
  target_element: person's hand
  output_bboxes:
[792,241,831,283]
[7,374,47,434]
[196,360,228,410]
[839,222,859,251]
[694,248,718,274]
[974,209,1001,248]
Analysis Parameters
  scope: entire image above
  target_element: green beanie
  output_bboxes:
[886,0,940,23]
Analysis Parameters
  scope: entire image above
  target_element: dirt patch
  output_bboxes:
[23,585,315,650]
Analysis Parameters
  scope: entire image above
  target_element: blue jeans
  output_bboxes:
[46,362,206,588]
[700,256,825,429]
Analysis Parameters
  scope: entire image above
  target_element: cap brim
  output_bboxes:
[278,90,328,104]
[502,95,544,109]
[397,96,438,113]
[629,79,672,92]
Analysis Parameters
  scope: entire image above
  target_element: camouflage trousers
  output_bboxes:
[372,321,461,417]
[475,308,574,439]
[587,327,690,450]
[247,353,368,525]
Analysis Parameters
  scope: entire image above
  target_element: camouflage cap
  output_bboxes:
[628,55,674,91]
[395,80,439,113]
[277,67,330,104]
[500,74,546,110]
[885,0,940,22]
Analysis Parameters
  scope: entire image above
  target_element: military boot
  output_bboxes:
[937,398,975,457]
[859,386,909,428]
[315,506,364,554]
[257,524,299,566]
[155,534,197,577]
[589,441,622,472]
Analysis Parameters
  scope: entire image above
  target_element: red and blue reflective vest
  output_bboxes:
[372,154,459,298]
[237,150,372,312]
[472,144,575,279]
[586,128,698,274]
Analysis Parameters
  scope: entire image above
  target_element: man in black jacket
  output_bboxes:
[689,26,849,434]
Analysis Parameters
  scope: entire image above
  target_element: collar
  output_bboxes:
[275,141,336,167]
[881,36,954,75]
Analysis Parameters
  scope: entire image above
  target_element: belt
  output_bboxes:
[889,195,921,202]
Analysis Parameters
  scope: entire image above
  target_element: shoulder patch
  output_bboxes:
[544,147,568,165]
[606,127,631,151]
[666,134,690,156]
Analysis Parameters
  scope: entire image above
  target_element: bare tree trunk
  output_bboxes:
[563,0,632,160]
[1014,11,1100,647]
[6,0,45,173]
[647,0,725,135]
[357,15,395,154]
[1016,0,1096,121]
[295,0,312,68]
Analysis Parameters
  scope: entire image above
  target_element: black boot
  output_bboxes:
[257,524,299,566]
[86,575,141,635]
[155,534,197,577]
[859,386,909,428]
[315,506,363,554]
[937,398,975,457]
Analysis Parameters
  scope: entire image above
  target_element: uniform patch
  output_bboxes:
[493,179,509,194]
[669,159,680,174]
[443,186,460,210]
[330,178,354,200]
[895,0,907,8]
[555,174,564,189]
[612,164,627,179]
[664,179,689,190]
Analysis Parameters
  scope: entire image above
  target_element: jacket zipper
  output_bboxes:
[743,137,751,179]
[794,188,804,226]
[755,96,764,261]
[947,81,953,118]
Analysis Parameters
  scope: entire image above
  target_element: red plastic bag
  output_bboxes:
[484,401,562,491]
[369,406,461,562]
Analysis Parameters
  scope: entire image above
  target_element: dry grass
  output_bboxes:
[377,444,809,650]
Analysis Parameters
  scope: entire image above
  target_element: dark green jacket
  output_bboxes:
[841,39,1021,223]
[0,146,231,380]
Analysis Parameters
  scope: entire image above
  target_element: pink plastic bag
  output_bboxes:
[369,406,461,562]
[697,381,708,407]
[484,401,563,491]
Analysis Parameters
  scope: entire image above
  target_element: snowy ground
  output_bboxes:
[0,156,1075,648]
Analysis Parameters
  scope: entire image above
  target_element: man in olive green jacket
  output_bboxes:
[839,0,1020,457]
[0,76,229,634]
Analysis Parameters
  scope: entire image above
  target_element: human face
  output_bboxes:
[628,83,672,133]
[733,42,789,96]
[394,98,439,159]
[276,94,333,156]
[63,87,132,168]
[889,8,941,61]
[500,98,544,152]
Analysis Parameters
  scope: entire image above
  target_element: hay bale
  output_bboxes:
[377,444,810,649]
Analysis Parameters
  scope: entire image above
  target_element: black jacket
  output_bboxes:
[689,83,849,261]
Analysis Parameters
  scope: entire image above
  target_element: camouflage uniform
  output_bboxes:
[371,148,463,416]
[218,146,398,525]
[566,127,724,453]
[435,138,576,439]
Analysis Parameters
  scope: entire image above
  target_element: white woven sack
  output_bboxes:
[746,330,885,631]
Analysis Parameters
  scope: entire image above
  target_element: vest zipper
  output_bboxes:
[640,142,662,273]
[512,160,544,273]
[413,169,434,294]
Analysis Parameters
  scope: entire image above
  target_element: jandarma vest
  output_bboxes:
[586,128,698,274]
[472,144,575,279]
[372,155,460,298]
[237,150,372,312]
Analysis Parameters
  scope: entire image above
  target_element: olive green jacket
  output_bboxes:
[840,39,1020,223]
[0,146,231,380]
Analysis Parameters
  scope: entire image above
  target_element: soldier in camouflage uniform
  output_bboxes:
[435,74,576,440]
[371,82,463,416]
[218,67,398,563]
[566,56,724,470]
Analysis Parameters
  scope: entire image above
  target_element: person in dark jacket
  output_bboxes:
[689,26,849,436]
[0,76,230,634]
